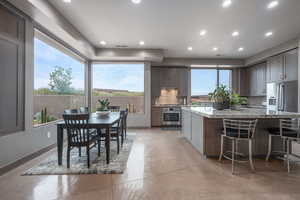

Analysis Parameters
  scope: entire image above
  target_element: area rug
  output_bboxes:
[22,135,135,175]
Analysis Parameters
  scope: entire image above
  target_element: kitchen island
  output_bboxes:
[181,107,300,157]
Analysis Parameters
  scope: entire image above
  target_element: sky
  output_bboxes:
[191,69,230,95]
[34,38,144,92]
[34,38,85,90]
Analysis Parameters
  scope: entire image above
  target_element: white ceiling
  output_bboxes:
[49,0,300,59]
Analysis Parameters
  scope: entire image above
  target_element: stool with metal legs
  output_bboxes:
[279,119,300,173]
[219,119,258,174]
[265,127,287,161]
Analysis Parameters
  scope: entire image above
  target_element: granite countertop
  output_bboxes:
[181,106,300,119]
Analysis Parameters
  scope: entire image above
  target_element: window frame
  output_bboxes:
[91,61,146,115]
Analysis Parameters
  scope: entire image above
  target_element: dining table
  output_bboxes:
[56,112,121,165]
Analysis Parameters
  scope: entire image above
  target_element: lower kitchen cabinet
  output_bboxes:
[182,109,191,141]
[182,109,204,154]
[151,107,162,127]
[191,113,204,154]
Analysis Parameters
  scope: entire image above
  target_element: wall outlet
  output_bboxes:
[47,132,51,138]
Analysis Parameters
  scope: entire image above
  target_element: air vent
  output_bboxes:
[115,45,129,48]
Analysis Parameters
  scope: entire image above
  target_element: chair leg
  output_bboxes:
[87,146,90,168]
[98,140,101,156]
[67,145,71,168]
[232,139,235,174]
[219,135,224,161]
[287,139,291,173]
[249,139,255,171]
[79,147,81,157]
[121,130,124,147]
[117,135,120,154]
[266,135,272,161]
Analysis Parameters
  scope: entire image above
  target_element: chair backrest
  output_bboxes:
[79,107,89,113]
[280,119,300,138]
[63,114,90,145]
[64,109,78,114]
[108,106,120,112]
[223,119,258,139]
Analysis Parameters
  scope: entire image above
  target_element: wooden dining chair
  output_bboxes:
[98,112,124,154]
[79,107,89,113]
[108,106,121,112]
[64,109,78,114]
[63,113,100,168]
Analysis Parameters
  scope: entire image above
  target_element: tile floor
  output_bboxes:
[1,128,300,200]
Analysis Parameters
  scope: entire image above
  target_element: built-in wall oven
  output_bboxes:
[161,107,181,126]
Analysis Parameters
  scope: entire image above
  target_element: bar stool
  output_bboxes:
[279,119,300,173]
[265,127,286,161]
[219,119,258,174]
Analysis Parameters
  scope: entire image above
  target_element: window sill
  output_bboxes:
[33,119,63,128]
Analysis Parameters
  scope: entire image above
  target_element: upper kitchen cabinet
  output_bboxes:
[256,63,267,96]
[151,68,161,97]
[267,55,284,83]
[266,49,298,83]
[284,49,298,82]
[240,63,266,96]
[151,67,189,97]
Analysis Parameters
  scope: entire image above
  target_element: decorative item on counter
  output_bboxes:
[208,85,231,110]
[230,92,248,110]
[96,98,110,117]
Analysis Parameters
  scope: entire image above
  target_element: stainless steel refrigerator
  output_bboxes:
[267,81,298,112]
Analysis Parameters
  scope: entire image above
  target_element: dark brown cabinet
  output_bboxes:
[284,49,298,82]
[239,62,266,97]
[151,107,162,127]
[151,67,188,97]
[266,49,298,83]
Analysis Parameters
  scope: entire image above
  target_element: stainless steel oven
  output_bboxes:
[161,107,181,126]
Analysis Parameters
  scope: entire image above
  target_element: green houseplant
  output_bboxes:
[96,99,111,117]
[208,85,231,110]
[230,92,248,110]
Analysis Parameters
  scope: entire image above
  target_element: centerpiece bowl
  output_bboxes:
[96,111,110,117]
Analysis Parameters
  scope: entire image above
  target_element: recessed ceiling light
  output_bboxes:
[188,47,193,51]
[267,1,279,9]
[63,0,71,3]
[139,41,145,46]
[213,47,218,51]
[232,31,239,37]
[222,0,232,8]
[238,47,244,52]
[131,0,141,4]
[200,30,207,36]
[100,41,106,45]
[265,32,273,37]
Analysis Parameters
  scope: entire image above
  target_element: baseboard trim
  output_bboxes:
[0,143,56,176]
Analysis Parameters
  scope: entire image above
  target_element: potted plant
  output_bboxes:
[230,92,248,110]
[208,85,231,110]
[96,98,110,117]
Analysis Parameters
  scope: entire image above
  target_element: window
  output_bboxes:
[191,68,231,105]
[92,63,144,114]
[219,69,231,89]
[33,36,85,126]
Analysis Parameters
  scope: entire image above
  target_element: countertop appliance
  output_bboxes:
[161,107,181,126]
[267,81,298,112]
